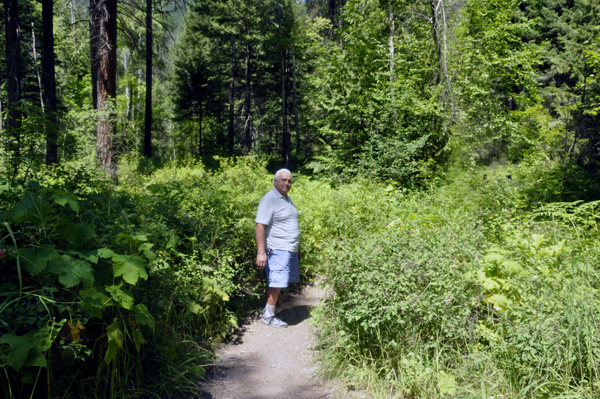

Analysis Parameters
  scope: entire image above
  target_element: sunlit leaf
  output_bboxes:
[51,190,79,213]
[112,255,148,285]
[105,282,134,310]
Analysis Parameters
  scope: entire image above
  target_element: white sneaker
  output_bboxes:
[260,314,288,328]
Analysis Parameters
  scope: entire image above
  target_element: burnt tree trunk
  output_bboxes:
[95,0,118,178]
[144,0,152,158]
[42,0,58,164]
[5,0,22,158]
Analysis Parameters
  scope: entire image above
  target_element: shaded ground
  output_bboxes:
[199,282,370,399]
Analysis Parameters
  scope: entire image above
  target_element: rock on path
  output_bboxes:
[199,282,369,399]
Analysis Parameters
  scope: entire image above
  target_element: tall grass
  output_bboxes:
[306,165,600,398]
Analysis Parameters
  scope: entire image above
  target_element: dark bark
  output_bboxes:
[276,0,290,166]
[328,0,335,40]
[283,48,291,167]
[244,19,252,153]
[292,46,299,156]
[42,0,58,164]
[198,104,202,156]
[95,0,118,178]
[5,0,22,158]
[90,0,100,110]
[228,39,235,154]
[144,0,152,158]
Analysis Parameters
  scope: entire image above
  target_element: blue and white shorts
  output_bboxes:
[266,249,299,288]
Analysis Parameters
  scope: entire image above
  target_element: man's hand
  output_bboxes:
[256,252,267,269]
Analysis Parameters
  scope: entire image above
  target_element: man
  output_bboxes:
[255,169,301,328]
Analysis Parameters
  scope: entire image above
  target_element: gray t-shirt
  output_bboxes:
[256,188,300,252]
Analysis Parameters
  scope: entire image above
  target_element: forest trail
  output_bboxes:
[199,282,369,399]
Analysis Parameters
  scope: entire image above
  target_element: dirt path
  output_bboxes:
[199,282,369,399]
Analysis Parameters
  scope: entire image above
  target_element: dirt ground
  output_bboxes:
[199,281,370,399]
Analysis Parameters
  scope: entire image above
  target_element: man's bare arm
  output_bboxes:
[255,223,267,269]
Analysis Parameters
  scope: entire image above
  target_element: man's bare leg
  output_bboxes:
[267,288,281,306]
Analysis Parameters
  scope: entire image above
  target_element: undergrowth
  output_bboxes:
[309,160,600,398]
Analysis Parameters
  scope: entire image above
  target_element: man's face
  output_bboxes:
[274,172,292,196]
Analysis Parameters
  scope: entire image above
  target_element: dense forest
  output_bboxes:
[2,0,600,397]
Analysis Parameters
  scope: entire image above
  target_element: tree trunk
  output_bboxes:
[95,0,118,178]
[31,23,44,110]
[328,0,335,41]
[144,0,152,158]
[429,0,442,84]
[244,18,252,153]
[292,46,299,156]
[90,0,100,110]
[283,48,291,167]
[42,0,58,164]
[5,0,22,158]
[198,104,203,156]
[228,39,235,154]
[276,0,289,166]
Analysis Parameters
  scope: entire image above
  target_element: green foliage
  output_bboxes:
[0,156,279,398]
[309,165,600,398]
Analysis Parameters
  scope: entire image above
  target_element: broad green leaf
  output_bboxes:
[105,321,122,365]
[188,301,203,315]
[112,255,147,285]
[12,191,52,224]
[97,248,116,259]
[146,183,163,193]
[166,233,179,250]
[51,190,79,213]
[69,249,100,264]
[55,222,96,248]
[483,251,506,264]
[19,245,58,275]
[131,326,146,353]
[79,287,113,317]
[502,260,523,275]
[30,319,66,352]
[23,346,47,368]
[0,334,36,371]
[485,294,512,311]
[133,304,155,331]
[138,243,156,262]
[115,233,148,247]
[105,282,134,310]
[48,255,94,288]
[438,371,457,397]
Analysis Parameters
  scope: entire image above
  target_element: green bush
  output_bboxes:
[310,166,600,398]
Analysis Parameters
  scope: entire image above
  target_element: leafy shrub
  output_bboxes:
[310,166,600,398]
